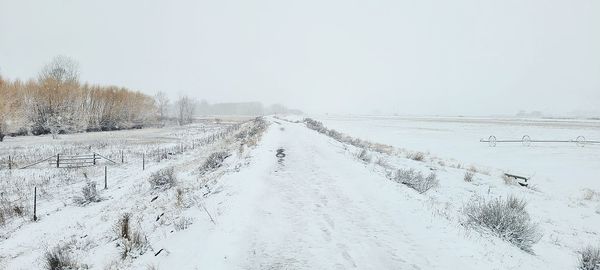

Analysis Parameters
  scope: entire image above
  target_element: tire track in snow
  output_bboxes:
[242,122,415,269]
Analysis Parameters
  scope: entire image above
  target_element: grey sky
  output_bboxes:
[1,0,599,115]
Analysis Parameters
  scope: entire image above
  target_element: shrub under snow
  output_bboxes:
[407,151,425,161]
[579,246,600,270]
[200,151,230,172]
[0,196,27,225]
[464,195,541,253]
[303,118,394,154]
[148,167,177,189]
[74,181,101,205]
[393,168,438,194]
[247,117,268,138]
[304,118,327,133]
[357,149,372,163]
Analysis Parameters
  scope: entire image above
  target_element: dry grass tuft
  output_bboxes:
[114,213,148,259]
[579,246,600,270]
[407,152,425,161]
[393,168,438,194]
[44,245,77,270]
[464,171,474,182]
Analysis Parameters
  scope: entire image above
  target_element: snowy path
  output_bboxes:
[155,119,542,269]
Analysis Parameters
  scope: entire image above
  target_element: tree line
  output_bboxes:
[0,56,157,141]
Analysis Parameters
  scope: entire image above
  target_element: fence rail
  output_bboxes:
[2,122,246,170]
[19,152,117,169]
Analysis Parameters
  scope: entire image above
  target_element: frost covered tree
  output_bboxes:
[0,75,5,141]
[0,57,158,137]
[38,55,79,85]
[0,75,24,141]
[176,95,195,125]
[154,91,170,122]
[33,55,81,136]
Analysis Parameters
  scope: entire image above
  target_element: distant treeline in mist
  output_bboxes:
[156,95,302,126]
[195,101,302,116]
[0,56,156,141]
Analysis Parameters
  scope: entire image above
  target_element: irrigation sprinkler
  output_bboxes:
[480,135,600,147]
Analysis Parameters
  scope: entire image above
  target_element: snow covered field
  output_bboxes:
[0,118,259,269]
[0,116,599,269]
[316,115,600,194]
[310,115,600,267]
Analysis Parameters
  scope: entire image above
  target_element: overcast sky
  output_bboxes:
[1,0,599,115]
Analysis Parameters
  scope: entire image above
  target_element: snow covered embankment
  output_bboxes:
[0,118,267,269]
[301,117,599,269]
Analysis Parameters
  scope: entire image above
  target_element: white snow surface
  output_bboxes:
[1,116,598,269]
[148,119,541,269]
[314,115,600,194]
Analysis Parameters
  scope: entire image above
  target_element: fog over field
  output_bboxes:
[1,0,599,116]
[1,1,599,270]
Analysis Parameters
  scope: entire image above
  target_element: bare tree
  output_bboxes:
[154,91,170,122]
[176,95,195,125]
[0,75,5,141]
[184,98,195,124]
[35,55,81,137]
[38,55,80,84]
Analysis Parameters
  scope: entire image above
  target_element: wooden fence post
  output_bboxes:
[104,166,108,189]
[143,153,145,170]
[121,150,124,163]
[8,155,11,170]
[56,154,60,168]
[93,153,97,166]
[33,186,37,221]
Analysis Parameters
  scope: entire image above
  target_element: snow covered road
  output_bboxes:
[154,119,542,269]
